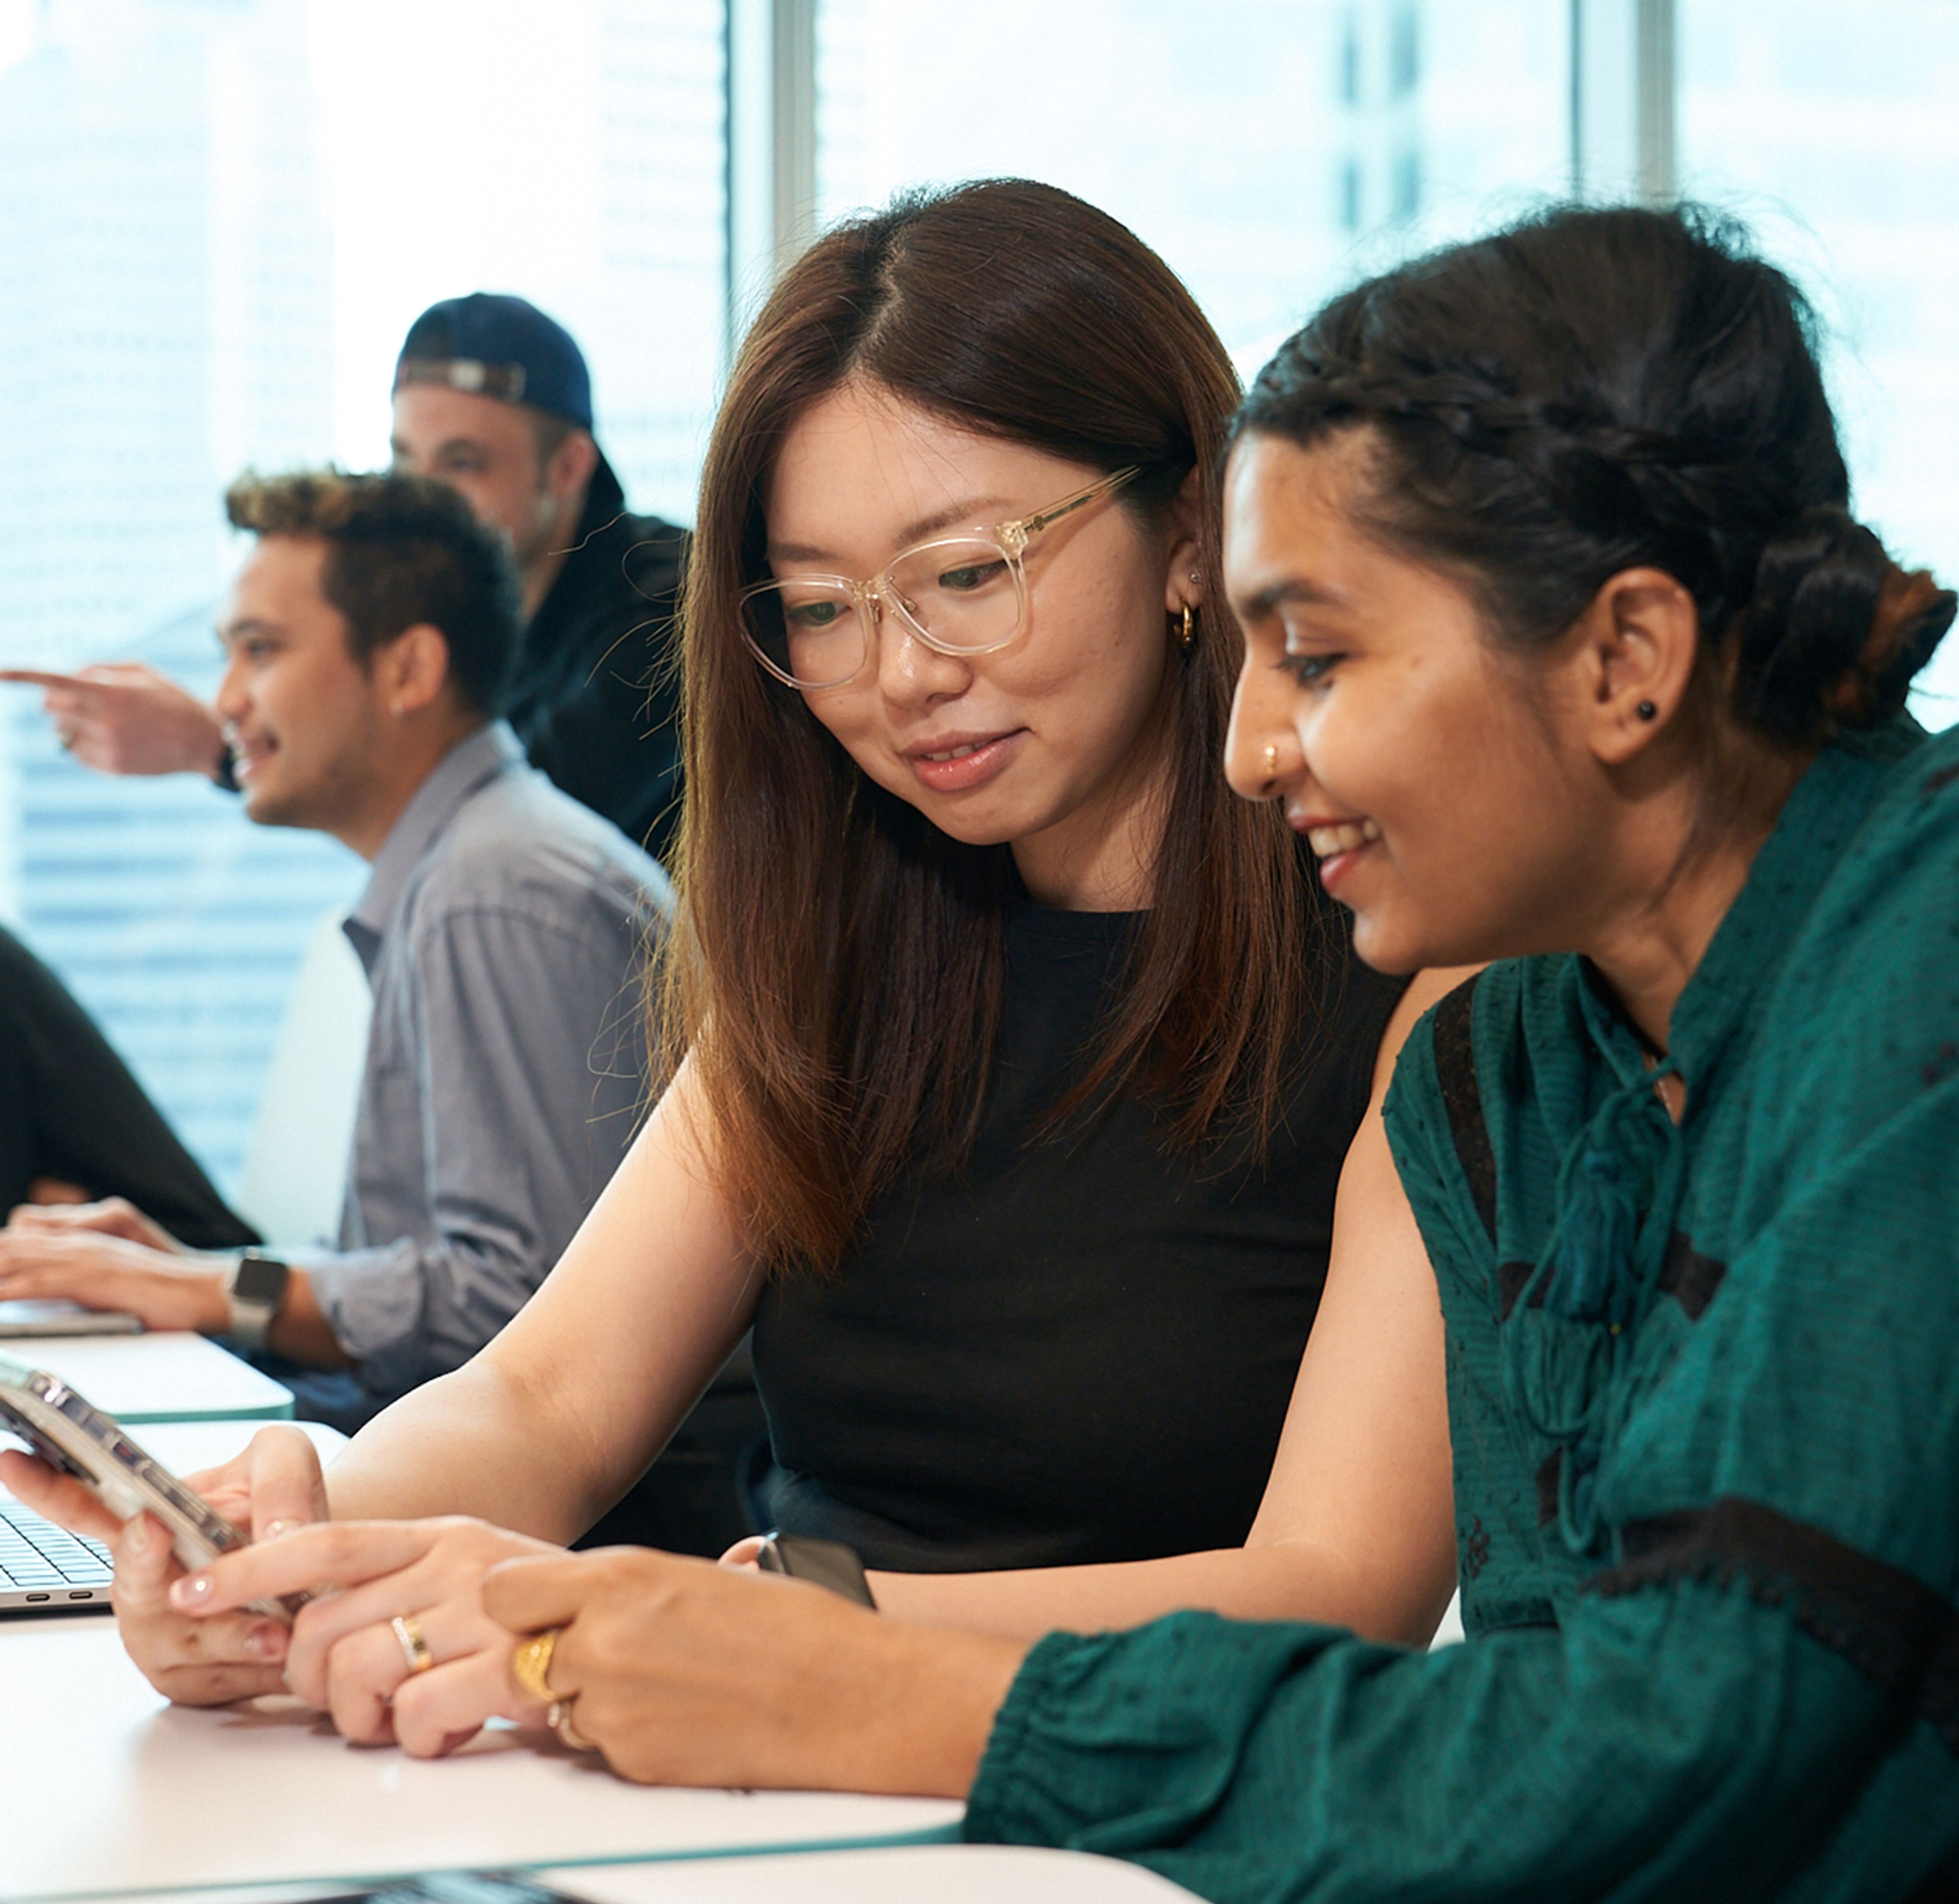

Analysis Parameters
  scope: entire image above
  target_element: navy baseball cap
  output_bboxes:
[394,293,593,429]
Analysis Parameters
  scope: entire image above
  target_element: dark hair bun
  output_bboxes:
[1236,205,1954,751]
[1734,506,1889,744]
[1737,506,1959,743]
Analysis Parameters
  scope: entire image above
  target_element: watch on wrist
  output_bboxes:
[222,1250,290,1351]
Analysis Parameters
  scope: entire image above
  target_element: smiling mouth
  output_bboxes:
[1305,818,1380,858]
[919,741,994,763]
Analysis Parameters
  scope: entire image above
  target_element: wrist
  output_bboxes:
[850,1623,1028,1798]
[191,1269,233,1337]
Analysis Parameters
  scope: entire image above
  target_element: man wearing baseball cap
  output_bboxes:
[3,293,686,861]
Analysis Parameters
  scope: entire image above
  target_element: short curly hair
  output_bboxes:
[225,468,520,717]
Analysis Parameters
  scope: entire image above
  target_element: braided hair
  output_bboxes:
[1236,204,1953,750]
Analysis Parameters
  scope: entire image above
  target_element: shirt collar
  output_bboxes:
[342,721,524,974]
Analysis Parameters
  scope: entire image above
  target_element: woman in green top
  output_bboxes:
[91,204,1959,1896]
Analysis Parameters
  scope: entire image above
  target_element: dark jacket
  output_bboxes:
[506,454,686,863]
[0,925,258,1249]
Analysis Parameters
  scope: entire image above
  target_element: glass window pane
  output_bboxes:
[0,0,723,1198]
[1680,1,1959,729]
[817,0,1571,376]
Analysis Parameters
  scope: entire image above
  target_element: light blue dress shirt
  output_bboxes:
[297,722,671,1405]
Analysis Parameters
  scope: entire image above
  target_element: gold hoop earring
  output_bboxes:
[1178,602,1195,650]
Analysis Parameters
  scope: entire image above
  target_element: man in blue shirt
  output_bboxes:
[0,470,669,1427]
[2,295,686,860]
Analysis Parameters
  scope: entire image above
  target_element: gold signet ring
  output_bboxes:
[510,1627,562,1704]
[391,1613,434,1675]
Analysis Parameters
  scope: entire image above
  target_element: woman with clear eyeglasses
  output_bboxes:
[5,180,1469,1755]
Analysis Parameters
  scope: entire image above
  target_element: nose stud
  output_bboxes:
[1263,744,1278,778]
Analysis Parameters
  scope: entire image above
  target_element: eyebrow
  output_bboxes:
[217,616,285,646]
[769,493,1011,568]
[389,435,490,461]
[1237,576,1354,619]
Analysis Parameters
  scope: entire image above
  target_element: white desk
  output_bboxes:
[1,1618,964,1899]
[548,1848,1199,1901]
[44,1847,1199,1904]
[23,1333,293,1423]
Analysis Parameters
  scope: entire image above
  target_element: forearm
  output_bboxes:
[968,1580,1941,1901]
[869,1538,1445,1648]
[321,1352,601,1540]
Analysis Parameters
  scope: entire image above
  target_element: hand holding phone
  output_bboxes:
[0,1351,303,1623]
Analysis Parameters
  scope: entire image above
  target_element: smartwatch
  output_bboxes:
[754,1532,876,1608]
[222,1250,290,1351]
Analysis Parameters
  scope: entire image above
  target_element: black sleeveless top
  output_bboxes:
[751,898,1409,1573]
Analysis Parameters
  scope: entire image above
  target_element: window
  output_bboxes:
[1,0,1951,1205]
[1677,1,1959,729]
[815,0,1570,379]
[0,0,723,1192]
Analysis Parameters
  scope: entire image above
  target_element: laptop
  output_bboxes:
[0,1498,113,1612]
[0,1299,142,1339]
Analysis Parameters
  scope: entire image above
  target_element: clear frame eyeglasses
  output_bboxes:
[739,465,1143,690]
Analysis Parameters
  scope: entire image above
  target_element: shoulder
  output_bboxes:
[1762,722,1959,1114]
[1806,721,1959,945]
[1382,958,1570,1264]
[407,766,673,935]
[565,510,686,618]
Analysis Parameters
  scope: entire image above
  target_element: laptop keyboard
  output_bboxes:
[1,1500,113,1594]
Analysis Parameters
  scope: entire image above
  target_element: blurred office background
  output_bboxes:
[1,0,1953,1201]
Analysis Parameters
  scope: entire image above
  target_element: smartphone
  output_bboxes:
[754,1531,877,1607]
[0,1350,303,1623]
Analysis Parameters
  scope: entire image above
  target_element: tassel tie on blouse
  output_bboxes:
[1499,1058,1687,1556]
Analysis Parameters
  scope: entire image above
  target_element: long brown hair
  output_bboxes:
[659,179,1320,1274]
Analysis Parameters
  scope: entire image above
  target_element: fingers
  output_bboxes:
[389,1648,510,1758]
[18,1178,90,1209]
[0,669,85,690]
[0,1451,127,1543]
[6,1197,134,1236]
[482,1547,641,1639]
[236,1424,330,1540]
[311,1597,511,1750]
[278,1521,554,1708]
[281,1563,456,1707]
[109,1514,289,1708]
[169,1518,442,1617]
[5,1197,165,1247]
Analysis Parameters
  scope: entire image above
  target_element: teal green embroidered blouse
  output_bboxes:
[965,718,1959,1902]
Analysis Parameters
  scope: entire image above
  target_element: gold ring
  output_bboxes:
[548,1697,597,1753]
[1263,744,1278,777]
[390,1613,434,1676]
[510,1627,561,1705]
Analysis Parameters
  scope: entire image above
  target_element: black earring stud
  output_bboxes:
[1636,700,1658,722]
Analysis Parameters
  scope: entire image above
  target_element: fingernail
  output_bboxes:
[170,1573,212,1609]
[246,1622,288,1660]
[125,1519,150,1556]
[261,1519,302,1541]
